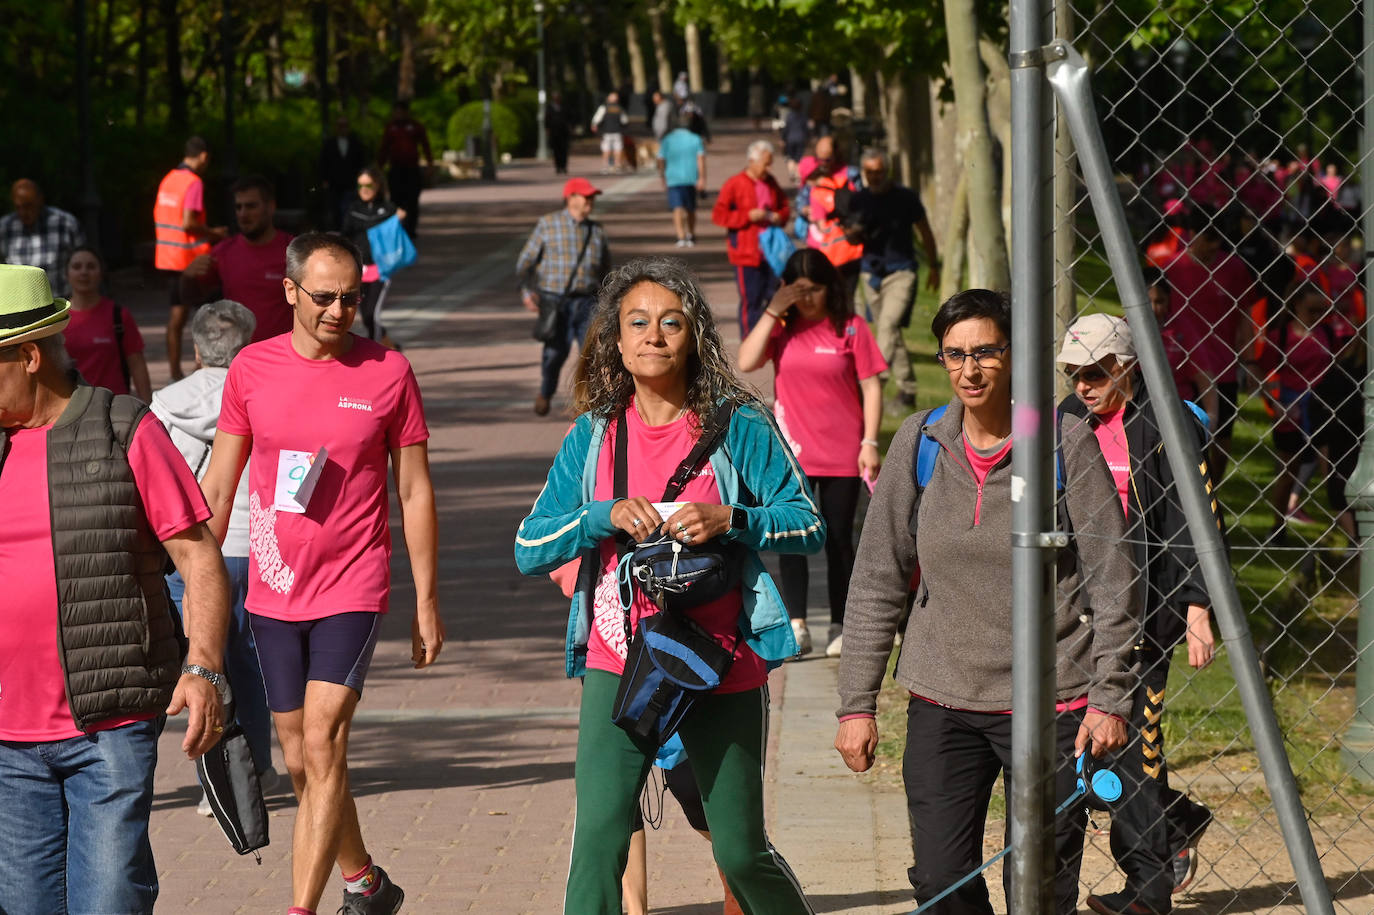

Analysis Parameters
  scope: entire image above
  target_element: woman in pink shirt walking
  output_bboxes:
[63,246,152,400]
[738,248,885,657]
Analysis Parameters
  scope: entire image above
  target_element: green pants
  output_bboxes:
[565,670,813,915]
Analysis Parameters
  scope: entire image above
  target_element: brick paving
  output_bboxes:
[135,124,911,915]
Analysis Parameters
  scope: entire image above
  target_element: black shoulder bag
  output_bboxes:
[610,403,741,745]
[532,223,594,343]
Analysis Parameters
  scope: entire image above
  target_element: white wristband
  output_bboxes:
[861,439,879,448]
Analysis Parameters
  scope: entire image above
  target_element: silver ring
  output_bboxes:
[632,518,642,527]
[676,522,686,531]
[683,533,693,543]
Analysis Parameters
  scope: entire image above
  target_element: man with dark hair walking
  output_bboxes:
[378,101,431,239]
[156,136,227,380]
[201,233,442,915]
[184,175,294,343]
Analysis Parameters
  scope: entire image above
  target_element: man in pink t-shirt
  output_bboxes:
[201,233,440,915]
[0,264,230,913]
[185,174,295,345]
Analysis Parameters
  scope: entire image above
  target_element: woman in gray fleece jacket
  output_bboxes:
[834,289,1137,915]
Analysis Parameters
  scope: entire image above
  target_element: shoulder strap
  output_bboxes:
[913,405,946,491]
[113,305,131,389]
[663,402,735,501]
[562,223,594,298]
[1182,399,1210,431]
[613,411,629,500]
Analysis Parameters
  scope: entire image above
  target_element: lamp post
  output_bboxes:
[75,0,102,252]
[535,0,550,161]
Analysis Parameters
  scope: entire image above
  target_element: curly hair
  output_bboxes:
[572,257,756,437]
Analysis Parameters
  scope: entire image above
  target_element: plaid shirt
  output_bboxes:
[0,206,85,294]
[516,209,610,296]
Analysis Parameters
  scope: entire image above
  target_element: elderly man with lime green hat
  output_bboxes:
[0,263,231,914]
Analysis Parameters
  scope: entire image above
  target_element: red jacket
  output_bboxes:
[712,170,790,267]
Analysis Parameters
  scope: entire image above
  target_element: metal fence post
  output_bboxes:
[1046,42,1337,915]
[1008,1,1057,909]
[1339,0,1374,784]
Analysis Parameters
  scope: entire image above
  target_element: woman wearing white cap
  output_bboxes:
[1056,312,1222,914]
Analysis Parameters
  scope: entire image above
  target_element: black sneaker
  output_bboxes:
[340,865,404,915]
[1085,891,1170,915]
[1171,847,1199,895]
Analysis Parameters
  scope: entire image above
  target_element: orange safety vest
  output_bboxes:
[806,170,863,268]
[153,166,210,271]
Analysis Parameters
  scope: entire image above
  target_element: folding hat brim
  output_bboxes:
[0,297,71,347]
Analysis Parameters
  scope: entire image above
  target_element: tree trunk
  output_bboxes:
[395,1,416,101]
[942,169,970,300]
[135,0,150,126]
[625,18,648,95]
[979,39,1012,249]
[942,0,1009,289]
[684,21,703,93]
[161,0,187,131]
[878,67,930,195]
[928,77,960,248]
[1054,0,1078,370]
[313,1,330,131]
[648,4,673,95]
[266,22,284,100]
[97,0,115,87]
[606,42,624,92]
[849,66,867,119]
[717,44,732,95]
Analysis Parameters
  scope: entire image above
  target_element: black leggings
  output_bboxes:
[779,475,860,625]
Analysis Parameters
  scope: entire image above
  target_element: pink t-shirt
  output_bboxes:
[64,298,144,395]
[1092,408,1131,515]
[769,314,886,477]
[218,335,429,621]
[754,177,774,211]
[962,434,1011,526]
[585,405,765,693]
[209,232,294,342]
[0,413,210,741]
[183,175,204,214]
[1163,250,1257,381]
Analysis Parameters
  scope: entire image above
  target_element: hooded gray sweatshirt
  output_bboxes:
[151,367,251,558]
[837,400,1137,719]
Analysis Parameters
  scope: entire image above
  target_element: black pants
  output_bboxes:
[902,699,1087,915]
[1106,649,1211,910]
[779,475,859,625]
[358,278,391,341]
[388,165,422,238]
[552,137,570,174]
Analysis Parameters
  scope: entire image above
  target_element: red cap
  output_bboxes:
[563,177,603,199]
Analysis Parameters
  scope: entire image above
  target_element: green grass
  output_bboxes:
[860,252,1371,810]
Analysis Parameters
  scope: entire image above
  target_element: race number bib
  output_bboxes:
[274,447,328,513]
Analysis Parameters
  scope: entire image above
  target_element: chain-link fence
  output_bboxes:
[1038,2,1374,911]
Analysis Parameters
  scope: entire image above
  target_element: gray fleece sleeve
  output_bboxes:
[836,415,923,719]
[1061,417,1138,717]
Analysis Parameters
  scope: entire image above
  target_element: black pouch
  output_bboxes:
[626,533,740,613]
[531,292,565,342]
[611,607,735,745]
[195,700,269,861]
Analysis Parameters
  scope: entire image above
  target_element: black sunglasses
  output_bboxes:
[293,281,362,309]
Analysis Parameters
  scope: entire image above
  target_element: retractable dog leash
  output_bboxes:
[909,753,1123,914]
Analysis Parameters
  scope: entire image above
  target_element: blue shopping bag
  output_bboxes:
[759,226,795,278]
[366,214,417,280]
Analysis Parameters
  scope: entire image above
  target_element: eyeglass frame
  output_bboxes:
[290,280,363,310]
[935,343,1011,370]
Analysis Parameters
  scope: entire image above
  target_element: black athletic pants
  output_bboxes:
[778,475,860,625]
[902,699,1087,914]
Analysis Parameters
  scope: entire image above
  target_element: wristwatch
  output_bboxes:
[729,506,748,536]
[182,663,230,701]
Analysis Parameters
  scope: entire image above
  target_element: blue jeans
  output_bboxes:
[0,719,160,914]
[539,292,596,399]
[167,556,273,773]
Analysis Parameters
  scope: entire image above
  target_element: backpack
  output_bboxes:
[912,404,1065,494]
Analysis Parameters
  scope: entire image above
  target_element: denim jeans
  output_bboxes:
[539,293,596,399]
[167,555,273,773]
[0,718,159,914]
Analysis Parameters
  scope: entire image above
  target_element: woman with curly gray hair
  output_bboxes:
[517,257,823,913]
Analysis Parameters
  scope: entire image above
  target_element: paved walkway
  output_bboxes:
[123,122,911,914]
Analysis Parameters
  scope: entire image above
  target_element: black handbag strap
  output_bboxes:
[561,222,594,298]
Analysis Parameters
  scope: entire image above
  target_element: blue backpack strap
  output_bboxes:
[1182,399,1210,431]
[913,405,947,491]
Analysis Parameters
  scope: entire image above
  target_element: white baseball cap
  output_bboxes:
[1056,313,1135,366]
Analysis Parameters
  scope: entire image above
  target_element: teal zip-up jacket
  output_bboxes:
[515,402,825,678]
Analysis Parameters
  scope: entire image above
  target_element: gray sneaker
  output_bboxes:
[340,865,404,914]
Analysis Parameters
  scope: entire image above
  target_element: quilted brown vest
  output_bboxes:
[43,385,183,730]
